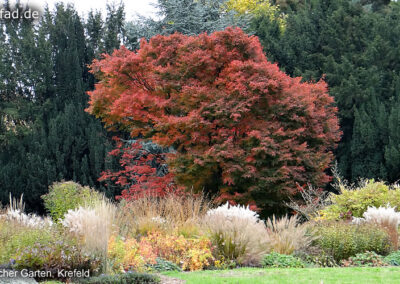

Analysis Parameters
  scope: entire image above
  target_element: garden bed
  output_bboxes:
[2,180,400,283]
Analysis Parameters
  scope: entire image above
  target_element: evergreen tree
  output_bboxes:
[86,10,104,58]
[252,0,400,182]
[124,0,248,50]
[0,3,39,148]
[385,98,400,181]
[85,10,104,89]
[0,3,116,212]
[104,2,125,54]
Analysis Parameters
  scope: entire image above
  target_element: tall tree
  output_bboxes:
[0,3,115,212]
[87,28,341,216]
[104,2,125,54]
[86,10,104,57]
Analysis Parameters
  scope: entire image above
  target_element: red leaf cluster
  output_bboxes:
[99,137,176,200]
[88,28,341,211]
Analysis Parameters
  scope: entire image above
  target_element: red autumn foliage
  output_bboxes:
[87,27,341,214]
[99,137,176,200]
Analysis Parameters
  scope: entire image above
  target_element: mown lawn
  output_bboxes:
[162,267,400,283]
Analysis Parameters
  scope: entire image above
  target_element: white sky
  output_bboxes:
[22,0,159,20]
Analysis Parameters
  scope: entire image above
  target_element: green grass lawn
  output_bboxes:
[162,267,400,283]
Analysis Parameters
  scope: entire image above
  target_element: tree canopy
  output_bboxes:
[87,28,341,215]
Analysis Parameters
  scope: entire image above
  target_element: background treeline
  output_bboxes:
[0,2,125,212]
[253,0,400,183]
[1,0,400,213]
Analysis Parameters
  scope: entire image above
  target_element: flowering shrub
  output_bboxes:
[0,225,54,264]
[1,208,53,228]
[143,232,214,271]
[206,202,260,224]
[107,236,157,272]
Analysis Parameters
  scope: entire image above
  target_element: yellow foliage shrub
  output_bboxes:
[317,180,400,221]
[107,236,157,273]
[143,232,215,271]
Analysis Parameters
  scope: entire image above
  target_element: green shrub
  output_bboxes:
[341,251,388,267]
[294,248,338,267]
[262,252,305,268]
[311,253,338,267]
[13,239,101,279]
[75,272,160,284]
[384,250,400,266]
[0,218,20,263]
[0,226,54,264]
[42,181,103,221]
[313,222,392,262]
[147,258,182,272]
[317,180,400,221]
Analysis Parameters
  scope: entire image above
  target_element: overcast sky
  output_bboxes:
[23,0,159,20]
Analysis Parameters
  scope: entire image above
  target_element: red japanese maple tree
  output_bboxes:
[87,27,341,214]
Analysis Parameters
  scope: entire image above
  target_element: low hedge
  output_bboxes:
[74,272,160,284]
